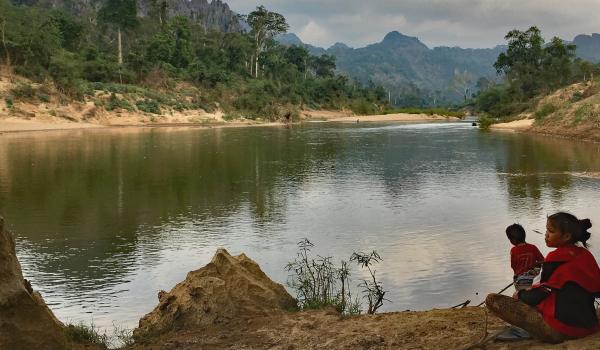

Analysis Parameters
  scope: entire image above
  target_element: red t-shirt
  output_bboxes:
[511,243,544,276]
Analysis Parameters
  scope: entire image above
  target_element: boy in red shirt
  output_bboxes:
[506,223,544,290]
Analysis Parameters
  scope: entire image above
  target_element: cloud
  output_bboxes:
[224,0,600,48]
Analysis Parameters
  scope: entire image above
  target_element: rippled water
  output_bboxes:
[1,122,600,334]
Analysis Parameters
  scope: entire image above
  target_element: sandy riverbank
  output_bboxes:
[0,110,460,134]
[131,307,600,350]
[489,118,534,131]
[303,109,460,122]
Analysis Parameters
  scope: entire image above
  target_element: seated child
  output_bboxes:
[506,223,544,290]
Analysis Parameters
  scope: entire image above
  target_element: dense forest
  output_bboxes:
[0,0,388,120]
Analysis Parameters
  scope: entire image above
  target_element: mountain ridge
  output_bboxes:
[277,31,600,105]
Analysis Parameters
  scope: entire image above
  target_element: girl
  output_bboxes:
[486,212,600,343]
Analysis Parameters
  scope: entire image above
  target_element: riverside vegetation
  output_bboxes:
[474,26,600,138]
[285,239,388,315]
[0,1,390,122]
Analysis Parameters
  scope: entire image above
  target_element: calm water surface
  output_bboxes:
[1,122,600,333]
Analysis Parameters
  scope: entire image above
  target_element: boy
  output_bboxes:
[506,223,544,291]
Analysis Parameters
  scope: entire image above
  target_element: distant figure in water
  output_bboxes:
[487,213,600,343]
[356,119,360,123]
[506,223,544,291]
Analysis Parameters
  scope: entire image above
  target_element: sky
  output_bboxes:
[225,0,600,49]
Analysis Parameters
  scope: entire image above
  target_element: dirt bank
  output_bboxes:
[127,249,600,350]
[130,306,600,350]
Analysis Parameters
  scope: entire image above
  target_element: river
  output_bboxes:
[1,121,600,334]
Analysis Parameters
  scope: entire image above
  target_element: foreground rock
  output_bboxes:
[134,248,297,340]
[0,216,68,350]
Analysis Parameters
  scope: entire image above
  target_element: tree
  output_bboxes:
[542,37,576,87]
[244,6,289,78]
[452,69,474,101]
[98,0,138,66]
[310,54,336,78]
[284,45,309,77]
[494,26,545,99]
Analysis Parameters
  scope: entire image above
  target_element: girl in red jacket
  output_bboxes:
[487,212,600,343]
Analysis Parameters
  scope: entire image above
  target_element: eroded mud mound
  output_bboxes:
[134,248,297,340]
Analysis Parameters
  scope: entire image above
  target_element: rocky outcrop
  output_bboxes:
[0,216,68,350]
[134,248,297,339]
[27,0,243,33]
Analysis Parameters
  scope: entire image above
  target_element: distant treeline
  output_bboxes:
[0,1,388,119]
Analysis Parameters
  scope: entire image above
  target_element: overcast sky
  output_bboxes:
[225,0,600,49]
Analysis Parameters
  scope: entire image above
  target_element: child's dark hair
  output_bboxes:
[548,212,593,248]
[506,223,526,244]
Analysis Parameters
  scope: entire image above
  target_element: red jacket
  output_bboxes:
[533,246,600,337]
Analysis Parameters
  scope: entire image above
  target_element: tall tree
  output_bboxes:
[98,0,138,66]
[494,26,545,99]
[542,37,576,86]
[244,5,288,78]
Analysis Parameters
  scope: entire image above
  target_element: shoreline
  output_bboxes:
[489,118,600,144]
[0,111,460,135]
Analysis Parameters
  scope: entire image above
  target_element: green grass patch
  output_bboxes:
[136,99,161,114]
[223,113,241,121]
[106,93,135,112]
[10,83,36,100]
[65,322,108,347]
[534,103,557,121]
[574,103,597,124]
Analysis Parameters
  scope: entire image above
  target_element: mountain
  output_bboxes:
[278,31,504,105]
[573,33,600,63]
[16,0,243,33]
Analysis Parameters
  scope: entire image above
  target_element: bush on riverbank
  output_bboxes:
[286,239,388,315]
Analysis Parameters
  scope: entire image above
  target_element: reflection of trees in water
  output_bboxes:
[0,127,343,289]
[496,134,600,214]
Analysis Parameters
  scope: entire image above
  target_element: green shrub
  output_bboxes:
[349,98,379,115]
[478,116,495,130]
[534,103,557,121]
[106,93,134,112]
[223,113,241,121]
[37,93,50,102]
[136,99,161,114]
[5,98,14,108]
[574,103,595,124]
[570,91,584,103]
[10,83,36,100]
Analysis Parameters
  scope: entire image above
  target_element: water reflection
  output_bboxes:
[1,123,599,332]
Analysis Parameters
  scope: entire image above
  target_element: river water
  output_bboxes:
[1,121,600,333]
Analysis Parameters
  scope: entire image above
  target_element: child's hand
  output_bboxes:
[512,291,519,299]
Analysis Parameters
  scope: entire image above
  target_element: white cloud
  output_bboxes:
[225,0,600,48]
